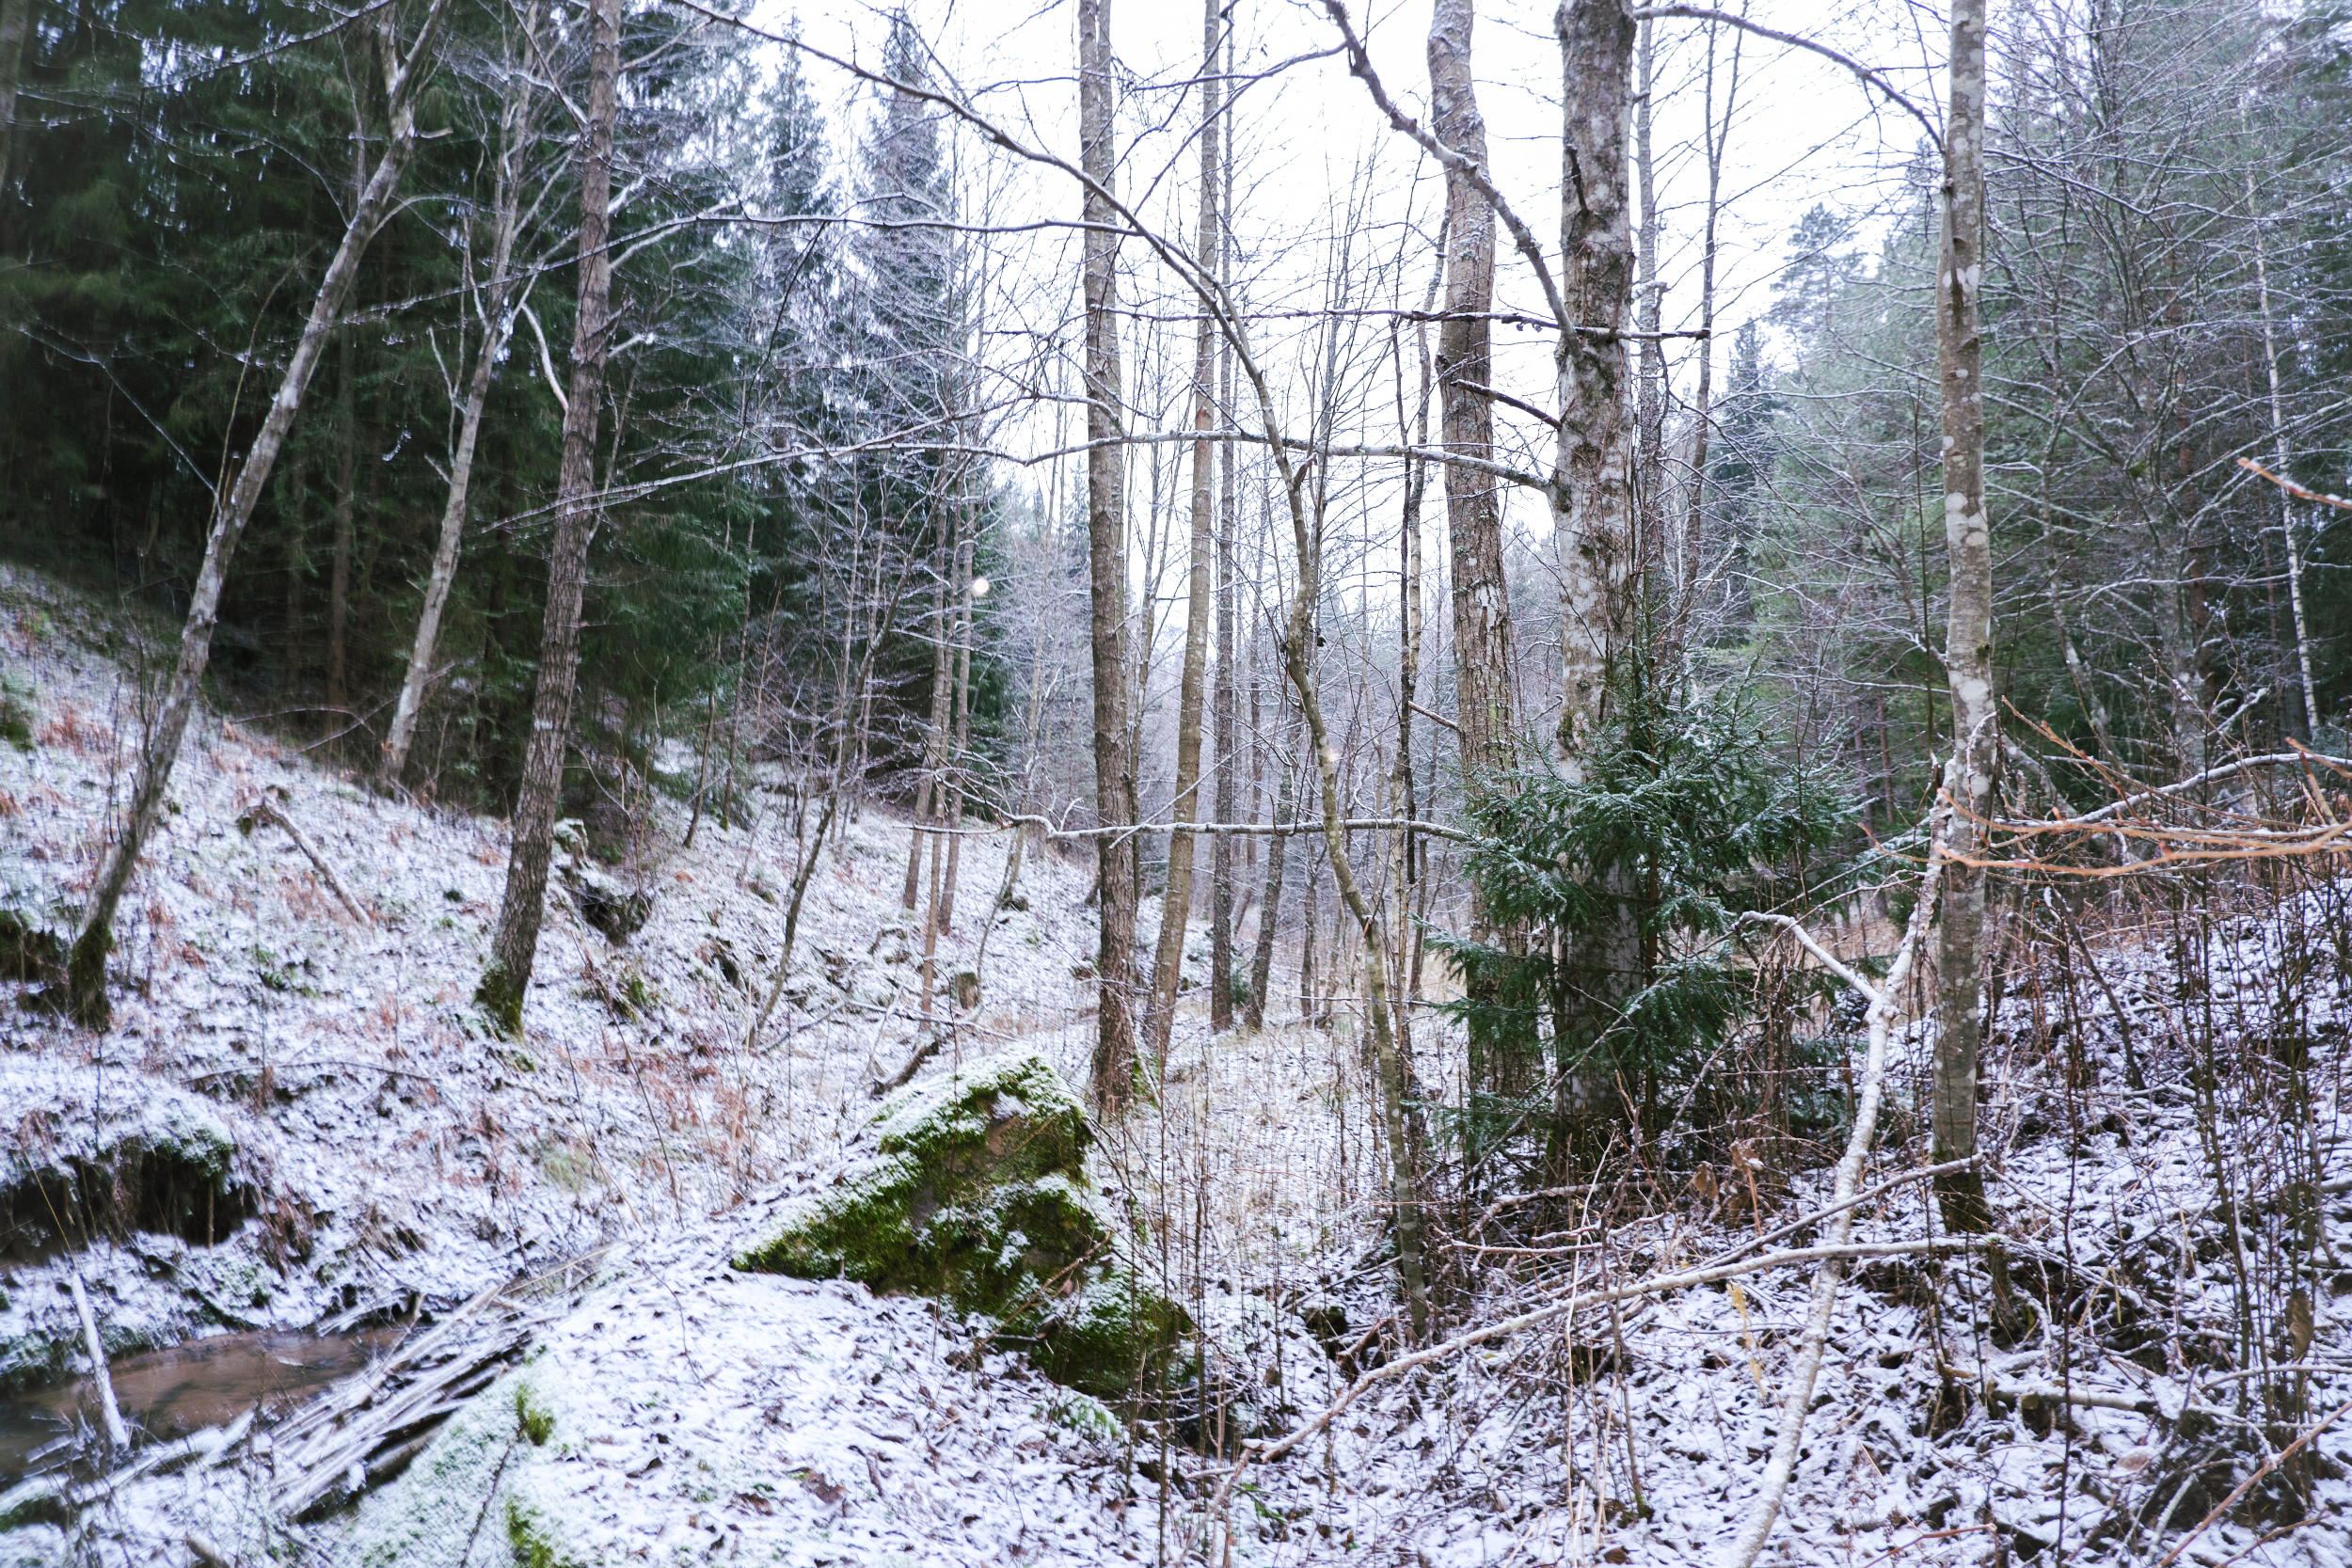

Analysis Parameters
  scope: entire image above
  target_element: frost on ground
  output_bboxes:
[5,562,2352,1567]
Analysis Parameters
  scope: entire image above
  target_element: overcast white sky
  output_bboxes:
[751,0,1951,594]
[771,1,1947,318]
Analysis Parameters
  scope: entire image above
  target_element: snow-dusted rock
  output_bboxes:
[339,1264,1142,1568]
[735,1049,1184,1399]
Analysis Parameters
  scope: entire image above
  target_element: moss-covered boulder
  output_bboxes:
[734,1049,1184,1400]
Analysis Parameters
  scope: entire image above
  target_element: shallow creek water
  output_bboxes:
[0,1325,400,1484]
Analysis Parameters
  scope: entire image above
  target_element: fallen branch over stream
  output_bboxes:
[67,1270,130,1451]
[264,1244,611,1519]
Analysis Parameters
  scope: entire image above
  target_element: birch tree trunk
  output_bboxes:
[1209,82,1238,1033]
[2247,161,2321,739]
[383,32,536,783]
[1551,0,1641,1137]
[1142,0,1223,1072]
[1552,0,1636,769]
[1429,0,1528,1105]
[66,0,450,1028]
[1932,0,1993,1233]
[1080,0,1143,1116]
[478,0,620,1034]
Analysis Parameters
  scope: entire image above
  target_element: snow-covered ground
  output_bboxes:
[7,562,2352,1567]
[0,562,1117,1377]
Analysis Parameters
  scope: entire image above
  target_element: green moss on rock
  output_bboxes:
[342,1357,602,1568]
[734,1050,1185,1401]
[475,961,526,1037]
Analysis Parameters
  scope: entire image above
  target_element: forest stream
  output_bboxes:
[0,1328,400,1488]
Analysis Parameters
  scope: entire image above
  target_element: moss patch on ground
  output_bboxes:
[735,1049,1185,1401]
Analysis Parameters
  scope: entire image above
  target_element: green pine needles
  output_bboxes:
[1433,664,1857,1163]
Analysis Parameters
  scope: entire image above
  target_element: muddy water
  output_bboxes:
[0,1325,401,1483]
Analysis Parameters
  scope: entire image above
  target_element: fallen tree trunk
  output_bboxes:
[68,1271,129,1451]
[262,1246,608,1519]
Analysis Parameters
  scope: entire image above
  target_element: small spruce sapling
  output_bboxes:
[1432,662,1855,1162]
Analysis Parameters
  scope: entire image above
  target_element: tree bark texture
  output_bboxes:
[1080,0,1143,1116]
[67,0,448,1028]
[902,513,953,911]
[1142,0,1223,1072]
[939,517,976,930]
[1431,0,1531,1103]
[1209,101,1238,1033]
[1427,0,1518,779]
[1678,18,1739,627]
[1552,0,1636,769]
[479,0,619,1033]
[1632,16,1665,589]
[1300,845,1320,1024]
[1932,0,1993,1233]
[1245,695,1296,1034]
[2247,165,2321,739]
[1391,235,1443,1071]
[1547,0,1643,1138]
[1278,482,1433,1344]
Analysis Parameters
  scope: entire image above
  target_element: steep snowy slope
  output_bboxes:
[7,564,2352,1568]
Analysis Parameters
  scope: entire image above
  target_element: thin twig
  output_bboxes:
[2151,1399,2352,1568]
[241,797,372,923]
[1725,804,1951,1568]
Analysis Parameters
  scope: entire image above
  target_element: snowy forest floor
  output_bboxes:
[5,563,2352,1567]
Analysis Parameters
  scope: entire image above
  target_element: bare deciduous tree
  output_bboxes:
[68,0,453,1027]
[1932,0,1992,1233]
[1080,0,1143,1115]
[479,0,620,1032]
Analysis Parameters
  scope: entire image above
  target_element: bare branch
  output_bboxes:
[1320,0,1571,334]
[1631,6,1944,156]
[2240,455,2352,513]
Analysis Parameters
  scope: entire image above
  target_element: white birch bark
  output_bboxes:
[1931,0,1993,1231]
